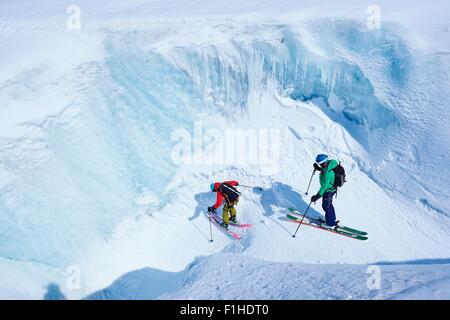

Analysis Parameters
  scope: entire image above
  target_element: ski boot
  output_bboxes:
[221,222,229,230]
[229,216,238,224]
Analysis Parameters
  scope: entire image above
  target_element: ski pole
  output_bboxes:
[209,212,213,243]
[292,201,312,238]
[239,184,263,191]
[305,169,316,195]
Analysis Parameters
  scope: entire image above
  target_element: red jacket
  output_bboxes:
[212,180,239,209]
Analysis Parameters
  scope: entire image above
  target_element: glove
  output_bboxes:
[313,163,321,171]
[311,194,321,203]
[207,207,216,214]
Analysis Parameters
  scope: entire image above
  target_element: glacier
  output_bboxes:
[0,0,450,299]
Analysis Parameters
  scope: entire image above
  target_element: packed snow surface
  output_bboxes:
[0,0,449,299]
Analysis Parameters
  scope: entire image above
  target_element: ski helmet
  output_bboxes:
[210,183,216,192]
[315,154,329,165]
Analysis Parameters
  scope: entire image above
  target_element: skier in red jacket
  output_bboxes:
[208,180,240,230]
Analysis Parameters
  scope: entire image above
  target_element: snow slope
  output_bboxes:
[0,0,450,299]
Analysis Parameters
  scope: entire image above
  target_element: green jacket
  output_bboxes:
[317,159,339,196]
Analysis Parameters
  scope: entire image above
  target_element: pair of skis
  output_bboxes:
[287,207,368,241]
[209,214,252,240]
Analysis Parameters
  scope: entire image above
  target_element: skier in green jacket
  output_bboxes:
[310,154,340,229]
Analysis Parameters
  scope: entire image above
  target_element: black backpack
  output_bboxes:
[219,183,241,203]
[332,163,346,188]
